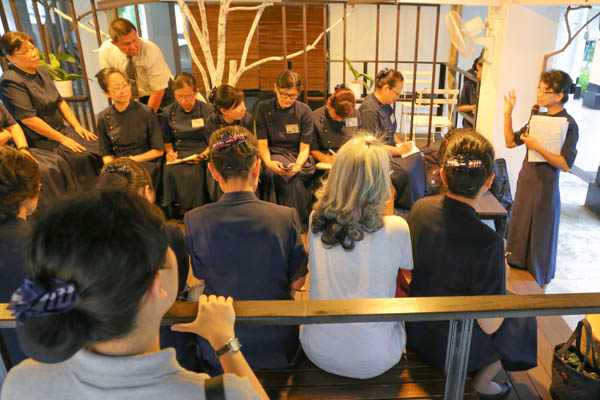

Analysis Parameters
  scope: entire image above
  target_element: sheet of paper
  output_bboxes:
[166,154,200,165]
[527,115,568,162]
[399,140,420,158]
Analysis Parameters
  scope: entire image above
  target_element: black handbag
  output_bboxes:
[550,319,600,399]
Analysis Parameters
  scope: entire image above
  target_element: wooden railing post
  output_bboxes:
[444,318,473,400]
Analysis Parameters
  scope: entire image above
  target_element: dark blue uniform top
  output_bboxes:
[358,93,396,145]
[406,195,506,371]
[0,217,28,365]
[311,105,360,153]
[255,98,313,152]
[159,100,214,157]
[0,102,17,129]
[97,101,164,158]
[0,65,64,142]
[184,191,308,369]
[458,69,478,128]
[203,112,255,145]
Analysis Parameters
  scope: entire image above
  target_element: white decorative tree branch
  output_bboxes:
[177,0,216,82]
[52,8,110,40]
[215,0,233,85]
[179,4,211,91]
[229,5,271,12]
[231,0,272,84]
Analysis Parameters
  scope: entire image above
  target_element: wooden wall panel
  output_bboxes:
[190,5,259,91]
[258,5,326,91]
[189,4,326,92]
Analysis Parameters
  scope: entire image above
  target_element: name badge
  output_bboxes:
[345,117,358,128]
[390,113,396,125]
[191,118,204,128]
[286,124,300,134]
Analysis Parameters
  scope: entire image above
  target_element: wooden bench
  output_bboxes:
[2,293,600,400]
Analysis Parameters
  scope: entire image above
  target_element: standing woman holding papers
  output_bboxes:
[96,68,164,190]
[504,70,578,288]
[160,72,213,217]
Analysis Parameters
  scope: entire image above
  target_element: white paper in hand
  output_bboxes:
[527,115,568,162]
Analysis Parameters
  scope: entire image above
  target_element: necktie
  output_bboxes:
[126,55,139,99]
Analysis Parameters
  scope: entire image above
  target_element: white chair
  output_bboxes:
[405,88,459,142]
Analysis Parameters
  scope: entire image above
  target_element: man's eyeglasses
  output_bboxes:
[278,90,299,100]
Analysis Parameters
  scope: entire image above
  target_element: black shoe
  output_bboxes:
[477,381,512,399]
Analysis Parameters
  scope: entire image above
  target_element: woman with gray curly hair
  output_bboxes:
[299,132,413,379]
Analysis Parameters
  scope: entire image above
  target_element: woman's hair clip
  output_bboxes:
[364,135,374,147]
[104,165,129,175]
[212,133,247,152]
[8,278,81,325]
[377,68,391,79]
[334,83,347,91]
[444,155,483,170]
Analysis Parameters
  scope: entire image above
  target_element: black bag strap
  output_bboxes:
[558,319,597,372]
[204,375,225,400]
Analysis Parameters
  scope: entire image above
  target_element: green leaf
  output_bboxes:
[53,53,77,63]
[62,73,84,81]
[345,58,360,80]
[49,54,61,68]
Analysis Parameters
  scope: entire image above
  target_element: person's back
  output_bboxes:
[185,125,307,372]
[299,133,413,379]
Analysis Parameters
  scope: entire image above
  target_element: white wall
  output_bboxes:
[477,5,562,191]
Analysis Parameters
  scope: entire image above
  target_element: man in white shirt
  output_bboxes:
[99,18,173,112]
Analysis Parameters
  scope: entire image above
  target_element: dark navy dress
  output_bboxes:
[159,100,213,213]
[458,68,478,129]
[358,93,425,210]
[255,98,315,227]
[0,217,28,367]
[311,105,359,154]
[184,191,308,373]
[406,195,537,372]
[97,100,164,190]
[506,110,579,285]
[0,65,102,186]
[0,104,77,214]
[203,112,255,202]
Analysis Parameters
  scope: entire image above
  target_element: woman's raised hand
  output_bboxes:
[504,90,516,115]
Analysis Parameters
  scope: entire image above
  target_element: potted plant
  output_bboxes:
[38,50,84,98]
[345,59,374,100]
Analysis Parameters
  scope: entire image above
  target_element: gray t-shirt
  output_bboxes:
[1,348,261,400]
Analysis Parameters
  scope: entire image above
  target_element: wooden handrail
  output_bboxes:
[1,293,599,328]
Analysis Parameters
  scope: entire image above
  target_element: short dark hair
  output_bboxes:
[442,130,494,199]
[173,72,197,91]
[329,87,355,119]
[109,18,137,42]
[95,67,125,92]
[276,70,302,90]
[0,31,34,57]
[98,157,153,192]
[209,84,244,113]
[0,146,40,219]
[540,69,574,104]
[375,68,404,90]
[18,188,167,362]
[209,125,258,181]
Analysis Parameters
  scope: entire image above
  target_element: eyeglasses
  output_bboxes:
[108,83,130,94]
[389,86,402,98]
[537,87,556,95]
[175,93,197,102]
[278,90,299,100]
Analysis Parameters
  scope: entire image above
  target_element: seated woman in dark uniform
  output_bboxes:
[359,68,425,210]
[203,84,255,202]
[0,32,101,186]
[96,68,164,190]
[184,125,307,374]
[0,146,40,367]
[406,131,537,399]
[0,103,76,214]
[457,56,483,129]
[255,70,315,228]
[160,72,213,217]
[310,85,360,166]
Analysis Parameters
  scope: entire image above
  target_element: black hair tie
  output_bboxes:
[334,83,346,91]
[377,68,391,80]
[104,165,129,175]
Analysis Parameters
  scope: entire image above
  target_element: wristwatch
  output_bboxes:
[215,337,242,357]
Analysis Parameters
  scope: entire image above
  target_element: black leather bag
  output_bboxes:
[550,319,600,400]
